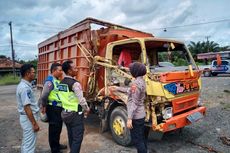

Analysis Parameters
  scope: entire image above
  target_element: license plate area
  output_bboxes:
[187,112,204,123]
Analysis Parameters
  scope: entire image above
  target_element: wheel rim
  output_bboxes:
[112,116,125,136]
[204,71,210,76]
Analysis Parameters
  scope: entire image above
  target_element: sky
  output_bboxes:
[0,0,229,60]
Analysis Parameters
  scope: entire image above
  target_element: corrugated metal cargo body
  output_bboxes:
[37,17,152,98]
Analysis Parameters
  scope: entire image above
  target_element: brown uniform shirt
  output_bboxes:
[117,76,146,119]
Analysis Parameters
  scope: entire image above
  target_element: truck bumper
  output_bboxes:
[153,106,206,132]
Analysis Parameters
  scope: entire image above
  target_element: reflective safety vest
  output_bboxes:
[45,76,62,107]
[58,83,79,112]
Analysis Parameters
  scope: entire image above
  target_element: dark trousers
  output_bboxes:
[46,105,63,153]
[64,112,84,153]
[130,118,149,153]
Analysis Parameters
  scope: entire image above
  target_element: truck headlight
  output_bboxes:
[162,107,173,120]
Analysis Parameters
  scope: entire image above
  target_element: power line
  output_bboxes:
[26,23,65,30]
[0,45,10,47]
[17,29,59,34]
[0,20,65,30]
[14,41,34,46]
[0,43,36,47]
[1,17,230,31]
[14,45,37,48]
[0,21,8,24]
[152,18,230,30]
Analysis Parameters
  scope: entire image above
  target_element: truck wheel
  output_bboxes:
[203,71,211,77]
[212,73,218,76]
[109,106,131,146]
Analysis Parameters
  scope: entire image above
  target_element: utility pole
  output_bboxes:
[9,21,16,78]
[205,35,210,42]
[205,36,211,52]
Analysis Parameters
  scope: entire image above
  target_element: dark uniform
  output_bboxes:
[39,75,63,153]
[59,76,89,153]
[128,77,148,153]
[117,62,148,153]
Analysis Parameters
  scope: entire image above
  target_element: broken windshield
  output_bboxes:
[145,40,197,72]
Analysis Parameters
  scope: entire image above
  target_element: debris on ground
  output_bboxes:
[220,136,230,146]
[187,140,221,153]
[223,90,230,93]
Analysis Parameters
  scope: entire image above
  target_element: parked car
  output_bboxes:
[159,62,175,67]
[201,59,230,77]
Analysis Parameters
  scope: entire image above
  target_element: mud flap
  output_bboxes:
[99,118,109,133]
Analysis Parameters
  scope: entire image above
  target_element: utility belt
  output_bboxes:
[48,100,62,107]
[63,109,83,115]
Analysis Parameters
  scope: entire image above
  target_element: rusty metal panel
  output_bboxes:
[38,23,90,48]
[37,28,92,92]
[37,17,154,93]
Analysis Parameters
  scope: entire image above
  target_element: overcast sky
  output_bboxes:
[0,0,229,60]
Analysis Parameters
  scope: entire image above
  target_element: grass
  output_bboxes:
[0,74,20,85]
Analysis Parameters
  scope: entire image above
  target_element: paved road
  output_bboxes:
[0,76,230,153]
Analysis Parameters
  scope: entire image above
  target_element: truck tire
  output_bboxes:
[203,71,211,77]
[211,72,218,76]
[109,106,131,146]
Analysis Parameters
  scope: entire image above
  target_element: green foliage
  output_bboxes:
[188,41,230,63]
[173,58,187,66]
[195,61,207,65]
[0,74,20,85]
[188,41,230,56]
[18,58,38,70]
[158,51,189,66]
[0,55,7,58]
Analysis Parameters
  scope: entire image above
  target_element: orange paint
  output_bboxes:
[172,94,199,114]
[153,106,206,132]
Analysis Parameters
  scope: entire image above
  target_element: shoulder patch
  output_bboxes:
[131,84,137,93]
[47,81,52,87]
[27,90,31,99]
[44,76,53,84]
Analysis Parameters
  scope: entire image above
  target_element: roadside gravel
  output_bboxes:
[0,75,229,153]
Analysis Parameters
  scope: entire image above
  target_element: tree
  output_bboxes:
[18,58,38,70]
[219,46,230,51]
[188,40,220,55]
[188,41,203,56]
[0,55,7,58]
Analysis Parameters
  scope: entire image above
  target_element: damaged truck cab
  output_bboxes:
[37,18,206,146]
[98,38,206,145]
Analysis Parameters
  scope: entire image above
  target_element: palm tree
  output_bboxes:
[188,41,220,54]
[188,41,203,56]
[204,41,219,52]
[219,45,230,51]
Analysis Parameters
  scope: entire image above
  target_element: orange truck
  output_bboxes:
[37,18,206,146]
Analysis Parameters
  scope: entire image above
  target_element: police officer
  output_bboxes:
[112,62,148,153]
[38,63,67,153]
[59,60,90,153]
[16,64,40,153]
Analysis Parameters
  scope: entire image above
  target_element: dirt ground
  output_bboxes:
[0,75,230,153]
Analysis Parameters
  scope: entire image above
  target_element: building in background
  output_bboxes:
[0,57,22,76]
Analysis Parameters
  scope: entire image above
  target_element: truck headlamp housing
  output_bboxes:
[162,107,173,120]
